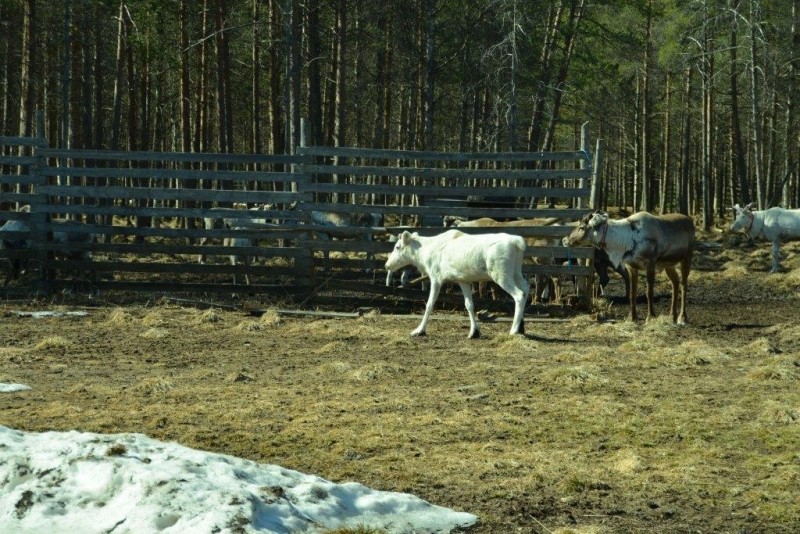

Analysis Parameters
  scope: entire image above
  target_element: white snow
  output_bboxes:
[0,426,477,533]
[0,383,31,393]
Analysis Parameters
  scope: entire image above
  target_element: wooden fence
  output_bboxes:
[0,120,599,308]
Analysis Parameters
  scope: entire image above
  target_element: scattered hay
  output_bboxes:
[765,323,800,347]
[612,450,643,474]
[141,311,166,327]
[351,363,402,382]
[318,361,352,374]
[315,341,348,354]
[130,378,175,396]
[722,263,749,278]
[233,319,264,332]
[104,308,134,327]
[543,366,608,392]
[746,365,798,381]
[0,347,29,363]
[552,526,607,534]
[193,309,223,325]
[742,337,780,356]
[33,336,73,353]
[650,340,730,366]
[140,328,168,339]
[227,372,254,383]
[493,334,537,354]
[759,402,800,424]
[259,310,282,326]
[357,309,381,322]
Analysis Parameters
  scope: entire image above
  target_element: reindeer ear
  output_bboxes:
[587,211,608,228]
[745,202,756,210]
[733,204,740,210]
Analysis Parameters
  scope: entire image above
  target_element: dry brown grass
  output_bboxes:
[2,232,800,532]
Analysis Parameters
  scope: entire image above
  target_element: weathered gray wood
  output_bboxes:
[304,182,589,198]
[38,148,310,165]
[0,156,39,166]
[298,146,591,163]
[0,136,47,147]
[303,163,589,181]
[38,165,310,183]
[1,140,595,302]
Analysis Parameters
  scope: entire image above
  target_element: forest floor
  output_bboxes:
[2,225,800,533]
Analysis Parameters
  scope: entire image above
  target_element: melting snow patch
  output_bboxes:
[11,310,88,318]
[0,426,477,533]
[0,383,31,393]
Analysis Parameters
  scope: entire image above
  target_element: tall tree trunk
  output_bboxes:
[252,0,262,163]
[527,2,561,153]
[540,0,586,154]
[333,0,347,148]
[730,0,749,205]
[785,0,799,207]
[289,0,302,154]
[214,0,229,155]
[268,0,284,157]
[110,1,125,152]
[18,0,37,142]
[306,0,322,148]
[61,0,71,150]
[423,0,436,150]
[640,0,653,212]
[702,27,714,230]
[679,65,692,216]
[659,70,671,214]
[750,0,765,208]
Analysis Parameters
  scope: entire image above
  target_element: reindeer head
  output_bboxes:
[566,210,608,247]
[730,203,754,232]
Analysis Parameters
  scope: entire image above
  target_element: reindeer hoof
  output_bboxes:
[410,330,426,337]
[468,330,481,339]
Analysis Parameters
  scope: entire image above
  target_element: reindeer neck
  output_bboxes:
[747,211,764,239]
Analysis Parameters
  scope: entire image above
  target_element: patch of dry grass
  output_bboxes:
[33,336,73,353]
[3,274,800,533]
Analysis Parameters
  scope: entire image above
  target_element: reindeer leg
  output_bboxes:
[645,261,657,321]
[771,240,782,273]
[664,266,680,323]
[495,273,529,336]
[627,266,639,322]
[412,279,442,337]
[678,256,691,325]
[459,282,480,339]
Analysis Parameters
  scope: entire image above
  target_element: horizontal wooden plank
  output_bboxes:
[43,259,302,277]
[303,182,590,198]
[38,201,309,221]
[0,156,39,166]
[307,202,588,221]
[38,148,311,165]
[38,185,293,204]
[0,174,43,186]
[38,165,310,183]
[298,146,591,163]
[0,136,47,147]
[303,164,590,182]
[46,280,312,294]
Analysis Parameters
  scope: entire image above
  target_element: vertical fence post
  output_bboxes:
[30,110,52,295]
[579,122,594,302]
[590,139,604,211]
[295,118,314,289]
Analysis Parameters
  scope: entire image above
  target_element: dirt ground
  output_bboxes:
[2,226,800,533]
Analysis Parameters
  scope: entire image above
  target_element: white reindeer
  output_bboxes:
[565,210,695,324]
[731,203,800,273]
[385,229,529,338]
